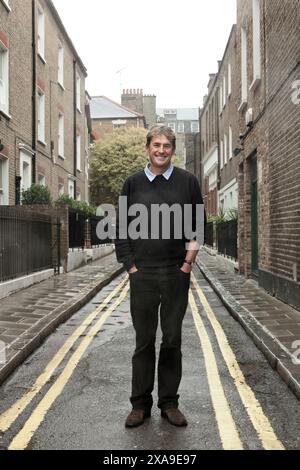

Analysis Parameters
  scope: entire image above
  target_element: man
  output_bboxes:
[115,125,204,428]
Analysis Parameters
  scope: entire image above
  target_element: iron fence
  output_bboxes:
[0,206,52,282]
[205,222,214,247]
[216,220,238,260]
[90,215,112,246]
[68,209,86,249]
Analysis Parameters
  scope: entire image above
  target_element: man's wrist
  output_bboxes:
[183,259,194,266]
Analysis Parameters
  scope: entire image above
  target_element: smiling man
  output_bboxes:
[115,125,205,428]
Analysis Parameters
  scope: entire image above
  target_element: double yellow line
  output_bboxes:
[190,272,284,450]
[0,275,129,450]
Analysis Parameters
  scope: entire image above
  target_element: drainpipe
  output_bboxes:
[73,60,77,198]
[31,0,37,184]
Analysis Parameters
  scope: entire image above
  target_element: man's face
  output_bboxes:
[146,135,175,174]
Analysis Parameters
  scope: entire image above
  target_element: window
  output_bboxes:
[223,75,226,107]
[58,183,64,196]
[177,122,184,133]
[167,123,175,132]
[58,113,64,157]
[68,179,74,198]
[0,156,8,205]
[224,133,228,165]
[0,43,9,114]
[228,63,232,97]
[240,27,248,108]
[37,90,45,142]
[76,73,81,111]
[191,122,199,133]
[38,174,45,186]
[219,83,223,115]
[229,126,233,159]
[20,151,32,192]
[37,5,45,60]
[220,139,224,169]
[76,134,81,171]
[58,43,64,86]
[251,0,261,89]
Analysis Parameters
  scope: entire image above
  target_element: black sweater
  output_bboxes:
[115,166,204,271]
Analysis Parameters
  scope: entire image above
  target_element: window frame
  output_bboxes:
[37,4,45,61]
[37,89,45,143]
[0,155,9,205]
[58,42,64,87]
[76,133,81,171]
[76,73,81,112]
[58,112,64,158]
[0,41,9,115]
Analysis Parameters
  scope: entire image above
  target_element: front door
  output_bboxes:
[250,155,258,274]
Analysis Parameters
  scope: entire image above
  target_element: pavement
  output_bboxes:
[0,247,300,403]
[0,251,124,385]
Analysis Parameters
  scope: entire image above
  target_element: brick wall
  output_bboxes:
[236,0,300,305]
[91,117,144,141]
[218,26,239,201]
[0,0,33,204]
[0,0,89,206]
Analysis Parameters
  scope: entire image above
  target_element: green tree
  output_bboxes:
[90,127,148,206]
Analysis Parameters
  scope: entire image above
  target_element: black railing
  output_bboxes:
[0,206,52,282]
[216,220,238,260]
[90,215,112,246]
[205,221,214,247]
[68,209,86,249]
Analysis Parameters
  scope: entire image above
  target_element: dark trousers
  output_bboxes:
[129,265,190,411]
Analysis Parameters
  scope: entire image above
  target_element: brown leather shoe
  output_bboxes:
[125,409,151,428]
[161,408,187,427]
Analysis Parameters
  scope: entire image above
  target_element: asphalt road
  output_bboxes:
[0,266,299,451]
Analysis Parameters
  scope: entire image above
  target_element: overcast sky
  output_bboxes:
[52,0,236,108]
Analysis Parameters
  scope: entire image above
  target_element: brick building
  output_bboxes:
[236,0,300,309]
[121,89,156,129]
[90,95,145,141]
[157,108,200,169]
[217,25,239,214]
[0,0,90,205]
[199,74,219,216]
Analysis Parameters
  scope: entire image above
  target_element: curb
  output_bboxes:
[0,266,125,386]
[196,259,300,401]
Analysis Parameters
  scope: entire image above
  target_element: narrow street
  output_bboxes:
[0,265,299,451]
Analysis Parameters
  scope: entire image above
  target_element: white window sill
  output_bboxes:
[238,100,247,113]
[1,0,11,12]
[0,107,11,120]
[58,154,65,160]
[77,107,82,114]
[38,53,46,64]
[58,81,65,91]
[249,77,261,92]
[37,139,47,147]
[77,168,82,173]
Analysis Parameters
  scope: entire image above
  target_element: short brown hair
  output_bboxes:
[146,125,176,150]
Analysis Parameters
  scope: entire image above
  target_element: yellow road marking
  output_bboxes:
[191,273,285,450]
[189,288,243,450]
[8,283,129,450]
[0,275,128,433]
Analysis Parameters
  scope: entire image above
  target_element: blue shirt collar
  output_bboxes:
[144,163,174,182]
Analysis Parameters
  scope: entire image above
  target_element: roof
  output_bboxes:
[157,108,199,121]
[90,96,144,120]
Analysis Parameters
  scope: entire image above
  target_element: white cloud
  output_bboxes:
[52,0,236,107]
